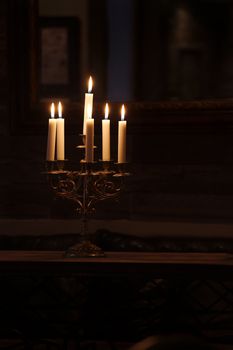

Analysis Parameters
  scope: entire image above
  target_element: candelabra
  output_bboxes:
[45,136,130,258]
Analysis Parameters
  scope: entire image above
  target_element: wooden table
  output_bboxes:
[0,251,232,279]
[0,251,231,345]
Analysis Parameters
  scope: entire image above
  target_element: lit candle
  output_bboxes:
[83,76,93,135]
[85,105,94,162]
[118,104,127,163]
[46,103,56,161]
[56,101,65,160]
[102,103,110,161]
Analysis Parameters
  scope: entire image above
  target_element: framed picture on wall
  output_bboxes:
[39,17,80,100]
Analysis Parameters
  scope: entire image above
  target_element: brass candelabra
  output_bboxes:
[45,136,130,258]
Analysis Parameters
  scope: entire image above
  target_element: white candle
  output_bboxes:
[83,76,93,135]
[56,101,65,160]
[85,106,94,162]
[118,104,127,163]
[102,103,110,161]
[46,103,56,161]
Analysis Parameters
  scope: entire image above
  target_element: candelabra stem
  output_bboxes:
[65,166,105,258]
[80,167,90,238]
[83,170,88,226]
[81,216,88,237]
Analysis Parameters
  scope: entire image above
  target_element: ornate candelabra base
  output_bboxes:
[65,240,105,258]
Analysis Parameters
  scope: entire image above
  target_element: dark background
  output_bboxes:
[1,0,233,232]
[1,1,233,348]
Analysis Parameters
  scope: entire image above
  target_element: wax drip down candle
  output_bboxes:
[46,102,57,161]
[118,104,127,163]
[102,103,111,161]
[56,101,65,160]
[85,105,94,162]
[83,76,93,135]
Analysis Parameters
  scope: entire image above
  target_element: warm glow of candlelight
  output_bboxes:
[105,103,109,119]
[50,103,55,118]
[58,101,62,118]
[87,104,92,119]
[88,76,93,93]
[121,104,125,121]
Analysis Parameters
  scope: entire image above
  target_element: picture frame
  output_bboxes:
[39,17,80,100]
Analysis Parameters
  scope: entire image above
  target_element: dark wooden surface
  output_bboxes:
[0,251,232,344]
[0,251,232,279]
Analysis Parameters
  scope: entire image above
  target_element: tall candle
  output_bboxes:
[118,104,127,163]
[83,76,93,135]
[85,106,94,162]
[56,101,65,160]
[46,103,56,161]
[102,103,110,161]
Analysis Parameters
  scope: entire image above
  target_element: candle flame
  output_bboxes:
[88,76,93,93]
[105,103,109,119]
[121,104,125,121]
[58,101,62,118]
[50,103,55,118]
[87,104,92,119]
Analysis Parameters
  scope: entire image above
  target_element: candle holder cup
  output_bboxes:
[99,160,115,174]
[44,139,130,258]
[114,162,131,177]
[45,160,68,172]
[77,134,97,162]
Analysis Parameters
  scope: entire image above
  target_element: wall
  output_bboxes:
[1,1,233,239]
[0,1,11,218]
[39,0,89,87]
